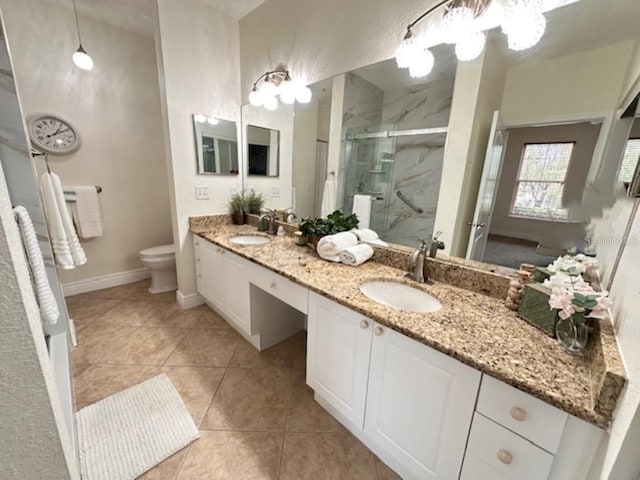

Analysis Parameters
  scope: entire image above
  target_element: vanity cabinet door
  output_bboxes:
[364,323,481,480]
[193,236,206,297]
[203,243,225,312]
[307,292,372,429]
[222,251,252,335]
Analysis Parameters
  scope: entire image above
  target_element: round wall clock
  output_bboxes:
[26,113,82,156]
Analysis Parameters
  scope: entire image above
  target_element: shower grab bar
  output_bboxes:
[347,127,448,141]
[397,190,423,214]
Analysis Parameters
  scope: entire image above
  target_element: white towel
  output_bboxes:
[13,206,59,325]
[352,228,389,247]
[320,177,336,218]
[317,232,358,262]
[68,186,103,238]
[340,243,374,267]
[352,195,372,229]
[41,172,87,269]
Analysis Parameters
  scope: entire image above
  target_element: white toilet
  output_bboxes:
[139,244,177,294]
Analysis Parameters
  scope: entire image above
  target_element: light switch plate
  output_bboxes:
[271,187,281,198]
[195,185,209,200]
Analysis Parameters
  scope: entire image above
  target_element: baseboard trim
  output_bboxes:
[177,290,205,309]
[62,268,150,297]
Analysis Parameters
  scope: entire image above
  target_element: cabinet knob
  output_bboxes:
[510,406,527,422]
[360,320,369,329]
[374,326,383,336]
[270,281,277,289]
[196,258,201,262]
[197,274,201,278]
[497,449,513,465]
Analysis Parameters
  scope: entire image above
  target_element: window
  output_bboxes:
[510,142,574,220]
[618,138,640,184]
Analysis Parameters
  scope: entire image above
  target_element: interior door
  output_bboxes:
[466,111,506,261]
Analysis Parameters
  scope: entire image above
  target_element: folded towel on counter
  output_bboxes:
[317,232,358,262]
[13,206,59,325]
[352,195,372,229]
[67,186,103,238]
[340,243,374,267]
[351,228,389,247]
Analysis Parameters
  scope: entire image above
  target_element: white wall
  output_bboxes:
[0,0,172,287]
[154,0,242,301]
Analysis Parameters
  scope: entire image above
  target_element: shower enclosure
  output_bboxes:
[342,125,448,246]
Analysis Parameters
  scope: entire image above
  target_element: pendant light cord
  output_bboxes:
[71,0,83,45]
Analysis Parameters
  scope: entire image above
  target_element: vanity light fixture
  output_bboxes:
[71,0,93,70]
[395,0,546,78]
[248,69,312,109]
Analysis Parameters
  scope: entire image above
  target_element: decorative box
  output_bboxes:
[518,283,557,337]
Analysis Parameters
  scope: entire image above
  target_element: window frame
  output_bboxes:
[509,141,576,221]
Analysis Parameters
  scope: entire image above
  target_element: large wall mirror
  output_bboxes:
[247,124,280,176]
[240,0,640,273]
[193,114,239,175]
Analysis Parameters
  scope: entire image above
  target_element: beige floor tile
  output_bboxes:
[286,370,344,433]
[176,431,282,480]
[290,331,307,370]
[73,364,159,409]
[164,328,240,367]
[72,362,92,379]
[229,338,293,369]
[138,447,190,480]
[280,432,378,480]
[158,304,229,329]
[160,366,225,426]
[100,327,189,365]
[71,326,138,365]
[66,297,121,322]
[201,367,292,432]
[99,300,171,327]
[375,457,402,480]
[192,307,231,329]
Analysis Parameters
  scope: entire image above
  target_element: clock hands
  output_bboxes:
[46,126,70,138]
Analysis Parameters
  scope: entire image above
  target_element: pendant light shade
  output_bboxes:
[71,0,93,70]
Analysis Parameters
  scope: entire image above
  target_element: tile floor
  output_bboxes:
[68,280,401,479]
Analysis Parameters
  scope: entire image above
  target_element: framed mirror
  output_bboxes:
[247,124,280,176]
[193,114,239,175]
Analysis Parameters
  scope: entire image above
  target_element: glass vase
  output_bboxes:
[555,313,590,353]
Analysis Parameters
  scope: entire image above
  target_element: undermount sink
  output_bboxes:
[230,234,271,246]
[359,280,442,313]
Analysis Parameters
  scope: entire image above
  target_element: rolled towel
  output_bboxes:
[317,232,358,261]
[352,228,389,247]
[340,243,374,266]
[367,239,389,247]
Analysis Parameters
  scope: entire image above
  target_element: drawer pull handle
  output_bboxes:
[196,258,201,262]
[374,326,383,336]
[497,449,513,465]
[270,281,277,289]
[360,320,369,329]
[510,406,527,422]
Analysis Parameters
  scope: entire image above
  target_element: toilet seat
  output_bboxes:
[140,244,174,259]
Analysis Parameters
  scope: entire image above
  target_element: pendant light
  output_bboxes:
[71,0,93,70]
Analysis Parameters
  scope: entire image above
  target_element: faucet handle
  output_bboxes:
[417,238,429,250]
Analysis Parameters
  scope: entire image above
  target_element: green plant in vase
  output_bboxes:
[245,190,266,215]
[229,192,247,225]
[298,210,359,248]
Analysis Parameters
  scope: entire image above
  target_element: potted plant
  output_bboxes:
[229,192,247,225]
[246,190,265,215]
[299,210,359,249]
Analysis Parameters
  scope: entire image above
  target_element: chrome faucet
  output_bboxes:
[258,209,278,235]
[429,231,444,258]
[408,239,429,283]
[281,208,297,223]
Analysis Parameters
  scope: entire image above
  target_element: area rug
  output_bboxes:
[76,374,199,480]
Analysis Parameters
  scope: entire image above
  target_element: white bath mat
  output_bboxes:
[76,373,199,480]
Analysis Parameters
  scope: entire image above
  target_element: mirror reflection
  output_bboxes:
[193,114,239,175]
[247,124,280,176]
[240,0,640,271]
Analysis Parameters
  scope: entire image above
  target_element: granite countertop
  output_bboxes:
[191,220,625,429]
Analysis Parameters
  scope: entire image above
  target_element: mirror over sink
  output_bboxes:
[240,0,640,273]
[193,114,239,175]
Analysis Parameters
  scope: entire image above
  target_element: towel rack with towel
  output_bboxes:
[63,185,102,201]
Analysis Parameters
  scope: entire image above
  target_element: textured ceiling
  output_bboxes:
[40,0,266,37]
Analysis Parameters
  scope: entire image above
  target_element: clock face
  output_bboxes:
[27,114,81,155]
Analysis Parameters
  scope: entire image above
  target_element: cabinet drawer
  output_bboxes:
[460,413,554,480]
[477,375,567,453]
[251,266,308,314]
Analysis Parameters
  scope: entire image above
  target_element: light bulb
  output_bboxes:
[264,95,278,110]
[249,89,263,107]
[295,85,312,104]
[258,79,278,99]
[395,33,418,69]
[408,48,435,78]
[279,79,297,104]
[502,0,546,51]
[441,6,474,44]
[455,31,486,61]
[194,114,207,123]
[72,45,93,70]
[206,117,219,125]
